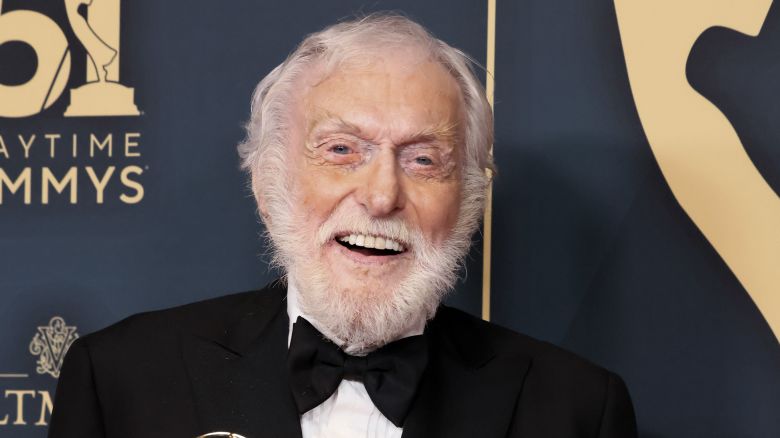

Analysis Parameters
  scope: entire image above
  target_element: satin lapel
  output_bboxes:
[181,282,303,438]
[402,309,532,438]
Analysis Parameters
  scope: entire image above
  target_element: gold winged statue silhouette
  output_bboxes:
[64,0,139,116]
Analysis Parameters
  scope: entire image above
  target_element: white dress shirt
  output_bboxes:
[286,281,426,438]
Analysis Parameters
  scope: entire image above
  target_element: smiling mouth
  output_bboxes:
[335,233,407,257]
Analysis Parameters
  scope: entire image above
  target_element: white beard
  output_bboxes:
[268,199,475,354]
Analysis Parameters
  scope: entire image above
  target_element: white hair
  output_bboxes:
[237,13,495,352]
[238,12,494,224]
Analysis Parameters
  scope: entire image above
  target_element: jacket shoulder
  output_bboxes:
[52,282,288,438]
[435,306,637,436]
[436,305,607,373]
[79,280,286,353]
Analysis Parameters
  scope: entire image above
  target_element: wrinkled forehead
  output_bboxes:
[292,48,465,141]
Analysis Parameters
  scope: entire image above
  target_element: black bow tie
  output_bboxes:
[287,316,429,427]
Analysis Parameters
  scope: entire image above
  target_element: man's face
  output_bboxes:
[258,49,471,351]
[288,51,465,298]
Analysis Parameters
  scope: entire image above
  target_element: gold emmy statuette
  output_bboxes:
[64,0,139,116]
[196,433,248,438]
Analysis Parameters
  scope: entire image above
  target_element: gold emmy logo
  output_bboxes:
[0,0,139,118]
[28,317,79,379]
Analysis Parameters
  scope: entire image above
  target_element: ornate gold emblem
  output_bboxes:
[28,316,79,378]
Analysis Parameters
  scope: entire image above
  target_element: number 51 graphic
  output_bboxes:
[0,0,139,118]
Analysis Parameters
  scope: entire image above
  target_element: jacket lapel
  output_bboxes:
[402,308,532,438]
[181,281,303,438]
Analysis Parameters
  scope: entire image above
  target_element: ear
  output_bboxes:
[251,170,271,224]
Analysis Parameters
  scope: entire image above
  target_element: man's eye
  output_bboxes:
[415,156,434,166]
[331,144,352,155]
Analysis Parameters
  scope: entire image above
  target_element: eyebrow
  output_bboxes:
[404,121,459,146]
[308,110,460,146]
[308,112,364,139]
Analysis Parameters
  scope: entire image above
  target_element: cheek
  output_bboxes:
[413,182,462,243]
[292,161,350,219]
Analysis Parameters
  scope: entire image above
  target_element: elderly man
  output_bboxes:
[50,14,637,438]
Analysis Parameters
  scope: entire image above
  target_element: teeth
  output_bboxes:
[336,234,405,252]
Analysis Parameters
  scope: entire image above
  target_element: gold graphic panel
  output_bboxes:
[482,0,496,322]
[615,0,780,340]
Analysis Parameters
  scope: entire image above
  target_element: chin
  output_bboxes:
[289,251,438,354]
[323,240,412,291]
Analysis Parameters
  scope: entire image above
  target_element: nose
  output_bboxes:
[356,148,405,217]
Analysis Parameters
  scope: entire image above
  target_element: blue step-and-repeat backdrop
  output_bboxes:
[1,0,778,436]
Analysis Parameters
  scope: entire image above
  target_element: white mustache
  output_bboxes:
[316,209,420,250]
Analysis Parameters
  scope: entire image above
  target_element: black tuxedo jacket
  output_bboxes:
[49,281,637,438]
